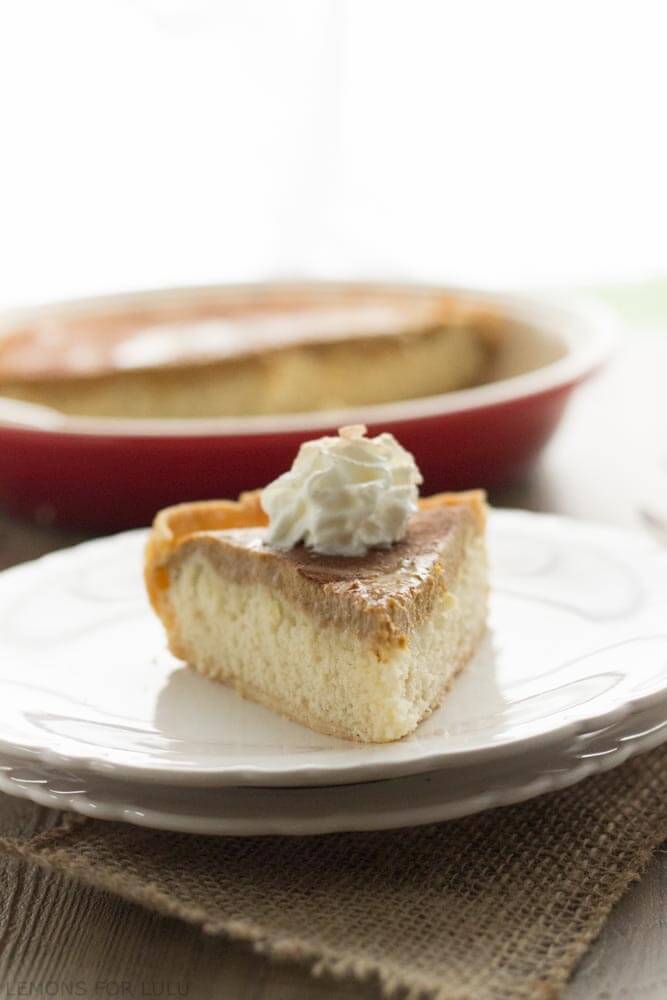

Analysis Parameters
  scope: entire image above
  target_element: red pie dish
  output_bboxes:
[0,282,612,530]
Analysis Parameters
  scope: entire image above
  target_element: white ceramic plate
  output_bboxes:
[0,511,665,788]
[0,700,665,835]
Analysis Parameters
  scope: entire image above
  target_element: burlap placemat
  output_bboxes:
[2,745,667,1000]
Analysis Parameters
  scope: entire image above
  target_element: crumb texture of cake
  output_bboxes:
[162,528,486,742]
[146,487,488,743]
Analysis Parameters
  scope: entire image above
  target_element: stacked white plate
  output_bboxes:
[1,511,666,835]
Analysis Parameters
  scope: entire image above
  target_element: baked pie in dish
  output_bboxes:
[0,288,495,419]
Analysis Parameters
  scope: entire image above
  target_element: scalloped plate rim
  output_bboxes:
[0,704,665,835]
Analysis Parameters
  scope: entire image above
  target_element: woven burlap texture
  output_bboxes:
[2,745,667,1000]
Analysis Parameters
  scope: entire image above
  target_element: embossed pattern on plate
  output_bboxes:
[0,511,665,787]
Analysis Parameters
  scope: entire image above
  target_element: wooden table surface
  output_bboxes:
[0,286,665,999]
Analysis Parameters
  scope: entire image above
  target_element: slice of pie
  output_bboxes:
[145,488,487,743]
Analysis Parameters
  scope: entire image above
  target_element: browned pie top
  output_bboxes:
[0,289,478,383]
[194,505,470,592]
[146,490,486,654]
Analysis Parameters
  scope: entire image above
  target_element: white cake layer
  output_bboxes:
[166,534,487,743]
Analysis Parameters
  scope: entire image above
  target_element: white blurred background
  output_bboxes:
[0,0,666,307]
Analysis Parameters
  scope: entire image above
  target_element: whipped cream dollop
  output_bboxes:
[261,425,423,556]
